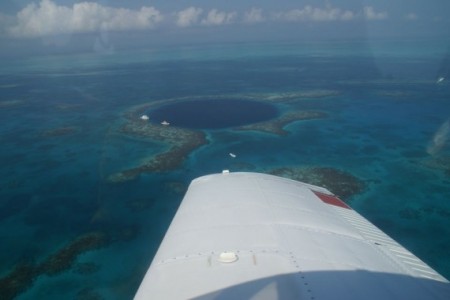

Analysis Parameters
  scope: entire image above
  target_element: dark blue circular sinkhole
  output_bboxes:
[148,99,278,129]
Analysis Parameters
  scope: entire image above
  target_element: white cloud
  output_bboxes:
[9,0,163,37]
[176,7,203,27]
[274,5,355,22]
[244,8,264,23]
[201,9,237,26]
[3,2,396,39]
[363,6,388,21]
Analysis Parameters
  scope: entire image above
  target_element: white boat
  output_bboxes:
[437,77,445,83]
[140,115,149,120]
[229,152,236,158]
[161,120,170,126]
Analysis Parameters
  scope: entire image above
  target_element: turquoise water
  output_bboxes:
[0,39,449,299]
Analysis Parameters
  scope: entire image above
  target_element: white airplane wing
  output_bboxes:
[135,172,450,299]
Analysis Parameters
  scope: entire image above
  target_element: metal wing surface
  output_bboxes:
[135,172,450,300]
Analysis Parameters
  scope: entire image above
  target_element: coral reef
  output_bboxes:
[0,232,109,299]
[0,264,36,300]
[107,92,331,182]
[237,111,327,136]
[38,232,109,276]
[107,137,206,183]
[252,90,340,103]
[268,166,366,200]
[107,100,207,183]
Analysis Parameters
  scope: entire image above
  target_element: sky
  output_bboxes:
[0,0,449,57]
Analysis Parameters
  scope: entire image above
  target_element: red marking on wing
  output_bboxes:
[313,191,351,209]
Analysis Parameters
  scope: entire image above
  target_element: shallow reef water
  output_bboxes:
[0,40,450,299]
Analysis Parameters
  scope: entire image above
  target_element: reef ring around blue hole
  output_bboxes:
[147,98,279,129]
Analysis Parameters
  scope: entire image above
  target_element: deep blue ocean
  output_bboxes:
[1,39,449,299]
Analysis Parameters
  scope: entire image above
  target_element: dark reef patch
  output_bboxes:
[0,232,109,300]
[269,166,366,200]
[236,110,327,136]
[148,99,278,129]
[0,225,139,299]
[37,232,109,276]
